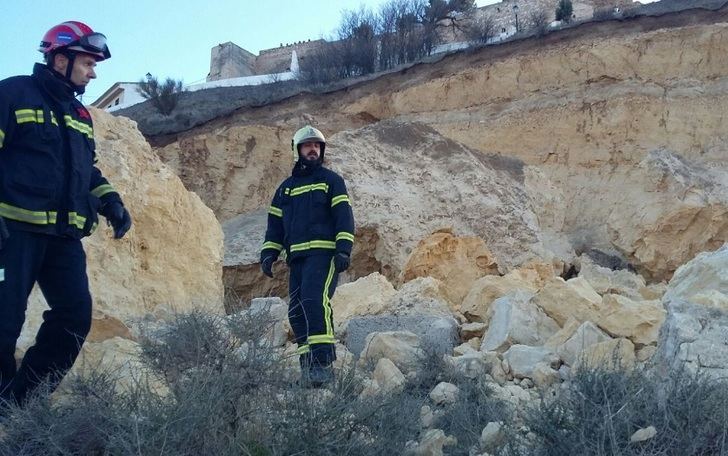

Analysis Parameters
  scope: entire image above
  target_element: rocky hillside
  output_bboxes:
[151,4,728,289]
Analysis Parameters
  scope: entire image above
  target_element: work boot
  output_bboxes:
[299,364,334,388]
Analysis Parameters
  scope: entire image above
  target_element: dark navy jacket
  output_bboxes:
[0,63,121,238]
[261,163,355,263]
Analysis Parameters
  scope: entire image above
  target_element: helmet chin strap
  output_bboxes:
[48,51,85,95]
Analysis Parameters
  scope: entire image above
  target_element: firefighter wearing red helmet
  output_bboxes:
[0,21,131,407]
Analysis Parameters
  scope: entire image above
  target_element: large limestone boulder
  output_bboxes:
[531,277,603,327]
[460,269,542,323]
[557,321,611,367]
[658,244,728,378]
[358,331,425,374]
[577,255,647,300]
[340,276,458,356]
[331,272,398,324]
[401,229,499,306]
[598,294,665,347]
[21,109,224,353]
[607,150,728,281]
[328,122,557,280]
[663,243,728,311]
[480,291,559,353]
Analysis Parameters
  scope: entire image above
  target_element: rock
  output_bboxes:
[461,271,541,323]
[429,382,459,405]
[331,122,548,281]
[575,338,636,371]
[532,362,561,388]
[544,317,581,349]
[406,428,457,456]
[453,342,478,356]
[387,277,454,317]
[630,426,657,443]
[358,331,425,374]
[480,422,505,452]
[503,345,558,379]
[531,277,603,326]
[22,110,224,356]
[598,294,666,347]
[402,230,499,307]
[63,337,168,397]
[578,255,646,300]
[360,358,406,398]
[420,405,436,428]
[445,351,501,379]
[245,297,289,347]
[557,321,611,367]
[636,345,657,362]
[345,315,459,359]
[663,244,728,312]
[331,272,398,324]
[658,245,728,378]
[461,322,487,340]
[608,151,728,282]
[481,291,559,352]
[658,299,728,379]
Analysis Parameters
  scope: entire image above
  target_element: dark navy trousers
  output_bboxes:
[0,229,92,405]
[288,254,339,367]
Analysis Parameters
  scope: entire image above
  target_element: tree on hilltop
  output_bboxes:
[556,0,574,23]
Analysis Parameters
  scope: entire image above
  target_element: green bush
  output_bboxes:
[137,74,184,116]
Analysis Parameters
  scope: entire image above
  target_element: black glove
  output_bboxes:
[0,216,9,250]
[333,252,350,273]
[102,201,132,239]
[261,255,275,278]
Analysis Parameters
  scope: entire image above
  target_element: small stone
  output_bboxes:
[480,421,505,452]
[630,426,657,443]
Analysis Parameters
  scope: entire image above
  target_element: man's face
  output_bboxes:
[299,141,321,161]
[69,54,98,89]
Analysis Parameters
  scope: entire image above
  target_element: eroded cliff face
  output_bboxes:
[154,9,728,282]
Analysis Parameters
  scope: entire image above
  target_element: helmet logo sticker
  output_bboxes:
[57,33,74,43]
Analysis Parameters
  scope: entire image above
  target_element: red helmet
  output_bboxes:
[38,21,111,61]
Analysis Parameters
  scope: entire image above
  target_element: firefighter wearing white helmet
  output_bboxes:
[261,125,355,387]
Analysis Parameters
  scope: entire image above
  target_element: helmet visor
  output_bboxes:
[72,33,110,58]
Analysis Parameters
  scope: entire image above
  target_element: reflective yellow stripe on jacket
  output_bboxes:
[63,115,93,139]
[0,129,4,148]
[15,109,59,126]
[289,240,336,252]
[268,205,283,217]
[331,194,350,207]
[262,241,283,252]
[91,184,115,198]
[0,202,57,225]
[288,183,329,197]
[336,232,355,242]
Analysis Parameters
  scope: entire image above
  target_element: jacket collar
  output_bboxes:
[32,63,76,104]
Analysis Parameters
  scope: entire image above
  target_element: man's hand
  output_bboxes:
[333,252,350,273]
[261,256,275,278]
[0,216,9,250]
[102,202,132,239]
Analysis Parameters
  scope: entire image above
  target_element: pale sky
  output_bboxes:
[3,0,655,104]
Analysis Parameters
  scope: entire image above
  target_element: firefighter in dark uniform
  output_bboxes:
[260,126,355,387]
[0,21,132,406]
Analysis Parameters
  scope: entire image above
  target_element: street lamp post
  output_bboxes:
[513,3,519,33]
